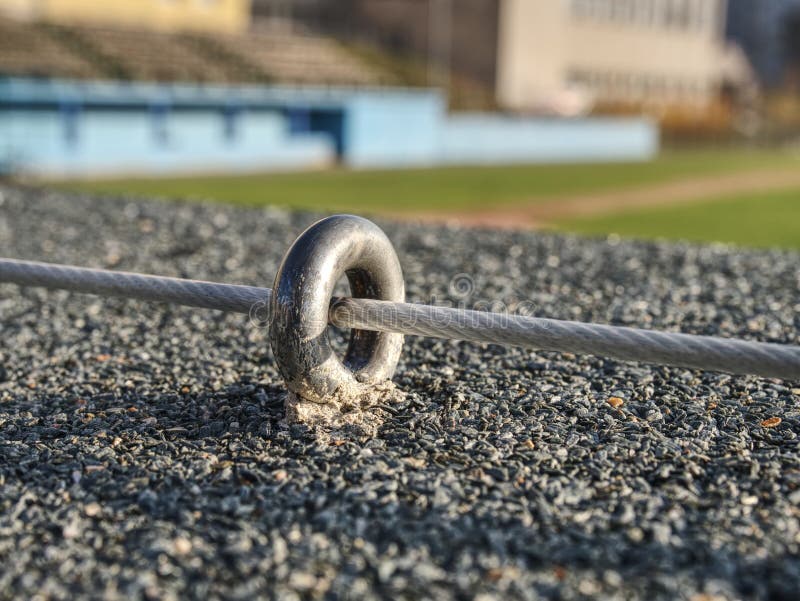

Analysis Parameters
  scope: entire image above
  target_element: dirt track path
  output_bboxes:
[405,167,800,229]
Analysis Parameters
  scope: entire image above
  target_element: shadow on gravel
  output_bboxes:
[0,381,288,443]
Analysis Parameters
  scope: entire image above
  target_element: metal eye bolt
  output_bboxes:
[268,215,405,403]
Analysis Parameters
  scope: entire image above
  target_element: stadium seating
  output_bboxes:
[85,27,236,83]
[0,18,95,79]
[0,17,385,87]
[207,29,383,86]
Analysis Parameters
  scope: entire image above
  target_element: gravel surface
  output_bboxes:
[1,185,799,601]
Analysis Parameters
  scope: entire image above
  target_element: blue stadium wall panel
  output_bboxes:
[0,78,659,175]
[441,114,658,165]
[343,92,446,168]
[0,108,333,176]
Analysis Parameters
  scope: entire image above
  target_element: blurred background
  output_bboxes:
[0,0,798,248]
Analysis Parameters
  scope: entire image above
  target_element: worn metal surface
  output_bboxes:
[268,215,406,403]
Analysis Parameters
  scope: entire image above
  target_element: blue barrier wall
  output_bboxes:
[441,114,658,164]
[0,108,334,175]
[0,78,659,175]
[344,92,446,168]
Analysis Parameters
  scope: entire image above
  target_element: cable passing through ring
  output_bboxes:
[1,214,798,417]
[268,215,405,403]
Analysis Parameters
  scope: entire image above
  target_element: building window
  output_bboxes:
[676,0,689,28]
[632,0,649,25]
[572,0,682,26]
[571,0,594,19]
[612,0,626,21]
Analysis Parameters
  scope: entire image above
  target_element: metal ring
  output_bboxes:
[269,215,405,403]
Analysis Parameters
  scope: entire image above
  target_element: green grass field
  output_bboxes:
[55,148,800,249]
[60,149,797,212]
[556,188,800,249]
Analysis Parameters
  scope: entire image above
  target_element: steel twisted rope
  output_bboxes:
[0,258,270,313]
[330,299,800,379]
[2,258,799,380]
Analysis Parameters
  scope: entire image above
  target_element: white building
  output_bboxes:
[497,0,738,114]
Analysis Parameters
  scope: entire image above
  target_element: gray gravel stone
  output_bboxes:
[0,184,799,600]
